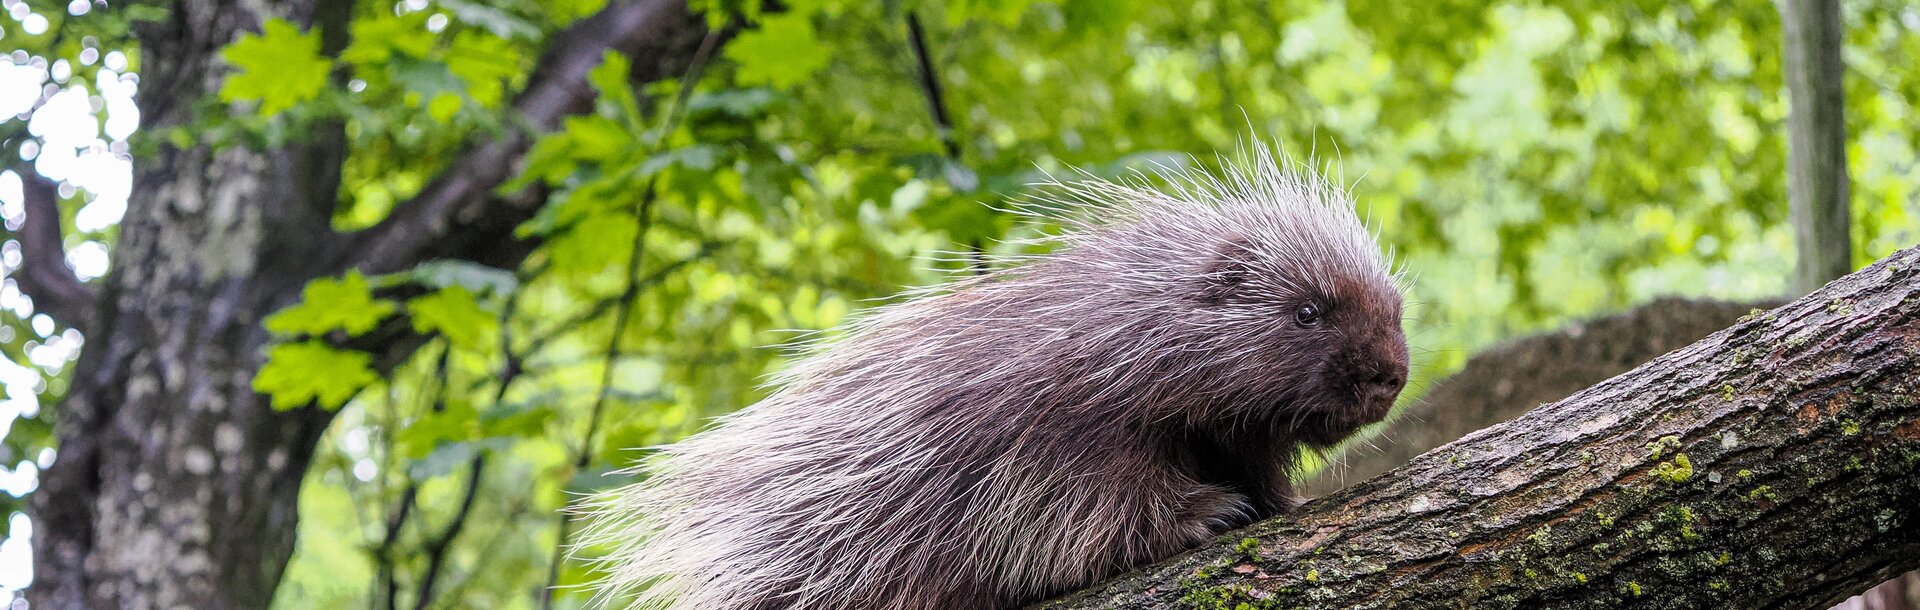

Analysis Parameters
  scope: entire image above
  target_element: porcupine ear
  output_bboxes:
[1196,236,1255,305]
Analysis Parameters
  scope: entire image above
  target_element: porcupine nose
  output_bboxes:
[1354,347,1408,407]
[1358,369,1404,403]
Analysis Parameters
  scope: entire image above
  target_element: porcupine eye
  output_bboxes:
[1294,303,1322,326]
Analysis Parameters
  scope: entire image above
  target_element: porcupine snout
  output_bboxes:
[1348,324,1409,422]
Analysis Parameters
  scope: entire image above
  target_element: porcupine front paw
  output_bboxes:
[1177,485,1257,543]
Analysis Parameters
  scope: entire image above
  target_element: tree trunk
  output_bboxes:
[1779,0,1852,295]
[28,2,349,607]
[1035,245,1920,609]
[26,1,716,608]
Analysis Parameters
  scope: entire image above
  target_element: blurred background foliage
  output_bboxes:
[1,0,1917,607]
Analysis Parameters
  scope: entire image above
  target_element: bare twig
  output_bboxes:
[411,453,487,610]
[532,26,724,605]
[906,12,960,161]
[903,12,988,274]
[372,346,451,610]
[423,493,538,610]
[517,243,720,358]
[409,270,536,610]
[374,483,419,610]
[537,182,659,610]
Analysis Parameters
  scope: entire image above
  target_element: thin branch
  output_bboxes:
[374,486,417,610]
[903,12,988,274]
[373,346,450,610]
[906,12,961,161]
[424,493,537,610]
[533,25,725,603]
[579,192,657,470]
[411,453,487,610]
[410,270,536,610]
[517,243,721,358]
[8,166,96,333]
[369,385,405,610]
[538,182,659,610]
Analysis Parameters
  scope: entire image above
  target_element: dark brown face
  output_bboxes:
[1190,241,1410,449]
[1282,284,1409,447]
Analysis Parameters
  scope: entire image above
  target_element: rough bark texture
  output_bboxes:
[1034,246,1920,610]
[1779,0,1852,295]
[1302,297,1779,497]
[26,2,717,608]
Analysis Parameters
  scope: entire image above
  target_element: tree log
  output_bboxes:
[1035,245,1920,610]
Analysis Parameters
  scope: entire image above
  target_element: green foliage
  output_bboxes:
[219,19,332,117]
[253,341,380,411]
[264,272,398,337]
[725,13,832,89]
[341,12,435,64]
[408,286,496,351]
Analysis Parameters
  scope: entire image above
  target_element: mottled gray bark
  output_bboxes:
[1035,245,1920,610]
[26,1,717,608]
[1779,0,1852,295]
[28,2,347,606]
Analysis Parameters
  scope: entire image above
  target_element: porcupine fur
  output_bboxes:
[579,145,1411,610]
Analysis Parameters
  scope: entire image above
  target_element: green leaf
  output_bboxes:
[396,399,480,460]
[264,271,398,337]
[410,442,474,479]
[561,115,635,162]
[725,14,830,89]
[408,439,516,479]
[687,88,779,118]
[445,31,521,107]
[501,114,636,193]
[253,341,379,410]
[219,19,333,117]
[947,0,1034,26]
[408,286,496,350]
[479,401,556,438]
[636,144,721,178]
[341,12,434,64]
[427,92,463,123]
[390,56,467,99]
[439,0,542,40]
[406,260,519,294]
[587,51,640,125]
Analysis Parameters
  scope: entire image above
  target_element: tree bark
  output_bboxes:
[1779,0,1852,295]
[26,1,717,608]
[1034,245,1920,610]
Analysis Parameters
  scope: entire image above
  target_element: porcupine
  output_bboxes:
[579,146,1410,610]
